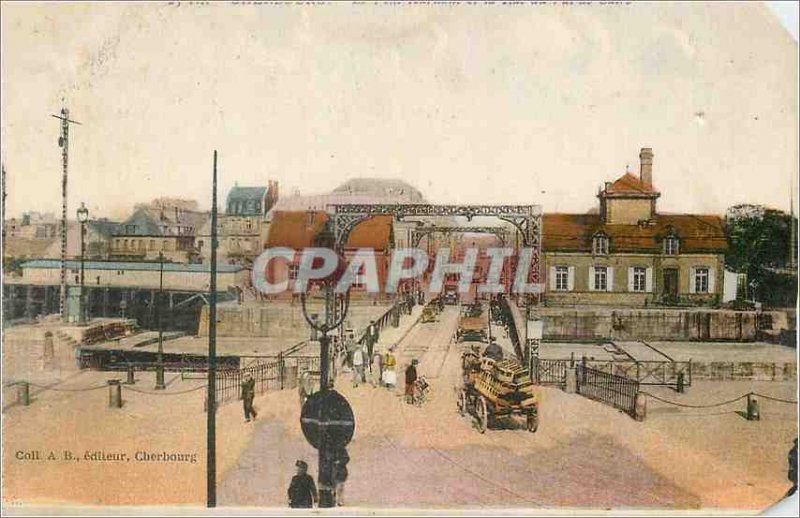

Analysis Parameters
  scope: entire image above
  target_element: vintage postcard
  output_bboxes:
[1,1,798,515]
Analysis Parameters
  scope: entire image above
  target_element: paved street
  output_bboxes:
[218,306,795,510]
[3,304,794,510]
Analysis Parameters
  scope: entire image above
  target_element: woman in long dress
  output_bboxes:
[382,348,397,388]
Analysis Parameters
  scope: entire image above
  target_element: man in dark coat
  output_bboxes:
[241,375,257,422]
[483,340,504,362]
[405,359,418,404]
[288,460,317,508]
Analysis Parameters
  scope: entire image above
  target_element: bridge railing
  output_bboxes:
[533,358,691,390]
[577,364,640,417]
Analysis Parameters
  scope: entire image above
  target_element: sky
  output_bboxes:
[1,1,797,221]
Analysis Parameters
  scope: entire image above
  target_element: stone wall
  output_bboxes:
[690,361,796,381]
[540,308,786,342]
[197,301,393,339]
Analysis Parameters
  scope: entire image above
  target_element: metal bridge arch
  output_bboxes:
[326,203,543,285]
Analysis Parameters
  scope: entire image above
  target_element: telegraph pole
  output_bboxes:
[1,164,6,240]
[790,184,797,270]
[207,150,218,508]
[51,107,81,322]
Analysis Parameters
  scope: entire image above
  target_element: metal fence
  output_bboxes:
[577,364,639,417]
[534,358,691,389]
[212,354,321,406]
[533,358,568,387]
[581,360,691,388]
[355,298,406,347]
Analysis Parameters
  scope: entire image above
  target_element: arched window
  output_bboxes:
[592,233,609,255]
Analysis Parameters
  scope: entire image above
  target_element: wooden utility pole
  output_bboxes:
[1,163,6,240]
[51,107,81,321]
[790,184,797,270]
[207,150,218,507]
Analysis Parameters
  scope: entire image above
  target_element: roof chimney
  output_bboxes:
[639,147,653,187]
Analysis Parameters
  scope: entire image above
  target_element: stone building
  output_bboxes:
[109,199,207,263]
[543,148,727,307]
[195,182,279,265]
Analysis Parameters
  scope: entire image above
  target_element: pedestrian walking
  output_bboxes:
[405,359,418,404]
[332,448,350,507]
[241,374,257,422]
[352,345,366,387]
[370,349,383,387]
[368,320,379,357]
[288,460,317,508]
[382,347,397,388]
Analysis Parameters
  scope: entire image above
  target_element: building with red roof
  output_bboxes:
[260,210,394,299]
[543,148,727,307]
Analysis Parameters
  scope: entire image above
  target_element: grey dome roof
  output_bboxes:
[332,178,426,203]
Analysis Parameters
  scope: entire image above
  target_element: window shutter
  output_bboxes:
[567,266,575,291]
[589,266,595,291]
[627,267,635,292]
[607,266,614,292]
[708,268,716,293]
[549,266,557,291]
[688,267,696,294]
[645,267,653,293]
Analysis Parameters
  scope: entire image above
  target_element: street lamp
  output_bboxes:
[76,203,89,325]
[300,226,350,508]
[155,252,166,390]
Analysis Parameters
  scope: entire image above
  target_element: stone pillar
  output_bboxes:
[564,367,577,394]
[17,382,30,406]
[746,393,760,421]
[126,366,136,385]
[676,372,685,393]
[108,379,122,408]
[634,392,647,422]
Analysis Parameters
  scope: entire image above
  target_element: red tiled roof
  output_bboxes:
[265,211,328,249]
[266,211,393,250]
[543,213,727,254]
[607,173,657,194]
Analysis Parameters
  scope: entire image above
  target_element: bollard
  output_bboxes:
[633,392,647,422]
[17,382,30,406]
[676,372,685,393]
[746,393,760,421]
[564,367,577,394]
[107,379,122,409]
[127,366,135,385]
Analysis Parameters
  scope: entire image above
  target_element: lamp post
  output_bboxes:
[299,226,350,508]
[76,203,89,325]
[155,252,166,390]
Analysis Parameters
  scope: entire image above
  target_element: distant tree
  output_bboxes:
[725,204,797,306]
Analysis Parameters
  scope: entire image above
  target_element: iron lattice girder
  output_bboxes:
[410,226,510,248]
[329,203,541,245]
[328,203,542,283]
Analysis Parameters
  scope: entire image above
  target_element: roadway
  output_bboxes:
[218,305,749,510]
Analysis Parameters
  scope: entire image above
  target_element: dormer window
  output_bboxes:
[664,235,679,255]
[592,234,609,255]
